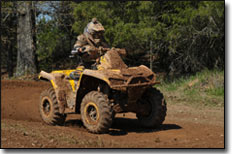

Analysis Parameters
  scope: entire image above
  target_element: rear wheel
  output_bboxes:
[81,91,113,134]
[136,87,167,128]
[39,88,66,125]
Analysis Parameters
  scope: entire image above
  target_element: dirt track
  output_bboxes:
[1,80,224,148]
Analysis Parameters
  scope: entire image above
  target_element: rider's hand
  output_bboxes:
[98,46,103,51]
[71,47,78,55]
[77,48,83,56]
[98,46,104,55]
[77,47,88,56]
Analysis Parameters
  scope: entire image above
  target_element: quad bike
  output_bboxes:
[38,47,167,134]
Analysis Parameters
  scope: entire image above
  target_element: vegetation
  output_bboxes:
[1,1,224,77]
[71,1,224,75]
[156,69,224,107]
[16,2,37,77]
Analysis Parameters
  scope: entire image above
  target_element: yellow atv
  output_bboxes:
[38,48,167,134]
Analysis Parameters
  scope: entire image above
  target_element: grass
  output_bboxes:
[156,69,224,108]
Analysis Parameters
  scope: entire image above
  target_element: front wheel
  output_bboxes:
[39,88,66,125]
[81,91,113,134]
[136,87,167,128]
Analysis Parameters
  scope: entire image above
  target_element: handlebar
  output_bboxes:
[70,46,127,59]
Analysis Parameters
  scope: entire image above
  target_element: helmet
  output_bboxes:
[84,18,105,36]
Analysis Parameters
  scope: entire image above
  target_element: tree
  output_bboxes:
[1,1,17,77]
[71,1,224,76]
[16,1,37,77]
[36,1,77,71]
[2,1,223,78]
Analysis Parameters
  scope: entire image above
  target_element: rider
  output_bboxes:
[71,18,110,69]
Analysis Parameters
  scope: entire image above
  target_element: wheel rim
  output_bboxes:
[84,102,99,125]
[42,97,51,116]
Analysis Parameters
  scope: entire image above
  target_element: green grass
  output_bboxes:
[206,87,224,96]
[156,69,224,108]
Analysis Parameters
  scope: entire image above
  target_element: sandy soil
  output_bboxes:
[1,80,224,148]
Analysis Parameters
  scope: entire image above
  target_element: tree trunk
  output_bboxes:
[7,2,17,78]
[7,42,13,77]
[16,1,37,77]
[32,1,39,72]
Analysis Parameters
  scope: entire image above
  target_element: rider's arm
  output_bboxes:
[72,34,88,55]
[72,46,87,56]
[100,36,110,48]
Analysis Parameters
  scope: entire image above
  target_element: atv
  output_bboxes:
[38,47,167,134]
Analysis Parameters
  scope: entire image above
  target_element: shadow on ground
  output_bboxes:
[63,117,182,136]
[109,117,182,136]
[64,119,83,127]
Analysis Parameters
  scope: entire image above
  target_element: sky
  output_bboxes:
[36,2,57,23]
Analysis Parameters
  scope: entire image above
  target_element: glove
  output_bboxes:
[71,47,78,55]
[98,46,109,55]
[77,47,87,56]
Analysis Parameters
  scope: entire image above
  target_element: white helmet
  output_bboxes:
[84,18,105,35]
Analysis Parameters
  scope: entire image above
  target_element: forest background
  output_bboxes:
[1,1,224,79]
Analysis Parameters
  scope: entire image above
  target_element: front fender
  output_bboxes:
[38,70,74,114]
[81,69,111,86]
[38,71,59,89]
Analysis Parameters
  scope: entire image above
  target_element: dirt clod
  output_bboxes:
[23,132,28,136]
[155,138,161,143]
